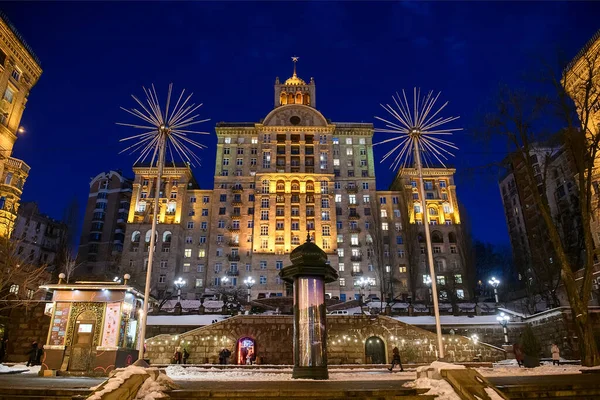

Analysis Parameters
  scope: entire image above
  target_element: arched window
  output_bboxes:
[145,230,157,243]
[131,231,141,243]
[163,231,172,243]
[280,92,287,105]
[304,93,310,105]
[431,231,443,243]
[276,180,285,192]
[429,207,438,216]
[306,180,314,192]
[167,201,176,213]
[295,92,302,104]
[262,180,270,194]
[137,201,146,213]
[448,232,457,243]
[287,93,294,104]
[291,180,300,192]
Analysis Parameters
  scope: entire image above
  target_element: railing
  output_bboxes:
[226,270,239,276]
[345,186,358,193]
[228,241,240,247]
[227,254,240,261]
[350,256,363,262]
[349,214,360,220]
[349,227,361,233]
[351,270,364,277]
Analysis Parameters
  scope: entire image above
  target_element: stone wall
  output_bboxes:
[144,315,505,365]
[2,303,50,362]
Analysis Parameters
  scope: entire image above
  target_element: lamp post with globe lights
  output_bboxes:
[488,277,500,303]
[355,277,375,309]
[496,312,510,344]
[244,277,255,303]
[174,277,186,302]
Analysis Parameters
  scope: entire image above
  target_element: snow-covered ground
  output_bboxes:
[0,364,40,374]
[477,359,584,377]
[165,365,415,381]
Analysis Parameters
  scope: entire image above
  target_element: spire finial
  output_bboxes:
[306,232,311,243]
[291,56,299,76]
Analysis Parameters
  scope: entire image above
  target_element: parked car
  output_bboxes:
[327,310,349,315]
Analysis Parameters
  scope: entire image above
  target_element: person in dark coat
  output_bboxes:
[36,345,44,365]
[218,348,226,365]
[26,342,38,367]
[182,348,189,364]
[0,338,7,363]
[388,346,404,372]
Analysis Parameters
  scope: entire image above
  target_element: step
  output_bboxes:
[0,387,91,400]
[168,388,435,399]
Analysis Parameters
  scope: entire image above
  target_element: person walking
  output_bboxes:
[26,341,38,367]
[0,338,7,363]
[513,343,524,367]
[182,347,189,365]
[551,343,560,366]
[388,346,404,372]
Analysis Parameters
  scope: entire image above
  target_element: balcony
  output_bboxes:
[231,200,243,206]
[348,214,361,220]
[351,270,364,277]
[226,270,239,276]
[231,186,243,193]
[228,241,240,247]
[349,227,361,233]
[350,255,363,262]
[345,186,358,193]
[227,254,240,261]
[350,242,362,247]
[227,225,240,232]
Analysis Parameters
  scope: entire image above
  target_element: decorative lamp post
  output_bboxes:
[488,277,500,303]
[244,277,255,303]
[279,235,338,379]
[118,84,209,360]
[221,276,229,286]
[496,312,510,344]
[375,88,461,360]
[174,277,186,302]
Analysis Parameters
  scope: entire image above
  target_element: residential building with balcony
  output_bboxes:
[0,12,42,236]
[76,170,132,278]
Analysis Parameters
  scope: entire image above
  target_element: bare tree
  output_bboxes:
[0,221,50,311]
[482,40,600,365]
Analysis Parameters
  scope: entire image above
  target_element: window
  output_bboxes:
[261,238,268,249]
[337,248,344,257]
[187,221,194,229]
[3,88,14,103]
[261,210,269,220]
[260,276,267,284]
[346,148,353,156]
[335,194,342,203]
[450,246,457,254]
[201,221,208,229]
[379,197,387,204]
[443,204,451,213]
[160,260,168,269]
[433,246,441,253]
[396,236,403,245]
[260,225,269,235]
[399,266,407,273]
[198,249,206,258]
[349,194,356,204]
[183,263,190,272]
[381,209,387,218]
[321,198,329,208]
[195,278,203,288]
[9,284,18,294]
[322,225,330,236]
[236,158,243,166]
[276,260,283,270]
[218,220,225,229]
[439,180,447,188]
[224,137,231,144]
[263,151,271,168]
[382,222,388,231]
[454,274,462,284]
[159,275,166,283]
[199,236,206,243]
[362,182,369,190]
[414,205,421,214]
[333,137,339,144]
[197,264,204,272]
[261,198,270,208]
[456,289,465,299]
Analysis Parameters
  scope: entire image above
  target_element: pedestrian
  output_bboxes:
[218,348,226,365]
[513,343,524,367]
[182,347,189,365]
[0,338,7,363]
[246,348,254,365]
[36,344,44,365]
[551,343,560,366]
[173,346,183,364]
[388,346,404,372]
[224,348,231,365]
[26,341,38,367]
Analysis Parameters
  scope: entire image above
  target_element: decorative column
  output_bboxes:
[279,235,338,379]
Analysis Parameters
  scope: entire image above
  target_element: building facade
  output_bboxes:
[11,202,66,269]
[119,64,469,302]
[0,12,42,236]
[76,170,133,278]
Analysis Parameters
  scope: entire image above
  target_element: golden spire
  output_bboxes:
[285,56,305,85]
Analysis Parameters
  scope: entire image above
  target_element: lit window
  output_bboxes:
[198,249,205,258]
[339,262,345,271]
[339,278,346,286]
[183,263,190,272]
[3,88,14,104]
[399,266,407,273]
[456,289,465,299]
[9,284,18,294]
[224,137,231,144]
[196,279,203,288]
[382,222,388,231]
[454,274,462,283]
[346,148,353,156]
[346,138,353,145]
[184,249,192,258]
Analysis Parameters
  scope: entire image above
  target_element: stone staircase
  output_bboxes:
[497,384,600,400]
[0,387,90,399]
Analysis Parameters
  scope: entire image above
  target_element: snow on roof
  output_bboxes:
[147,315,229,326]
[393,315,526,325]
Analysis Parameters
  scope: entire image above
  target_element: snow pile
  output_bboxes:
[484,387,506,400]
[416,361,465,379]
[404,377,461,400]
[0,364,40,374]
[88,365,150,400]
[165,365,415,381]
[135,372,176,400]
[477,363,583,377]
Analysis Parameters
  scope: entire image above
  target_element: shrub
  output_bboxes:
[520,325,541,356]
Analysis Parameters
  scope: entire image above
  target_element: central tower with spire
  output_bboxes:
[274,56,316,108]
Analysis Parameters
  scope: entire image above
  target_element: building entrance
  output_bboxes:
[70,311,96,371]
[365,336,385,364]
[236,337,256,365]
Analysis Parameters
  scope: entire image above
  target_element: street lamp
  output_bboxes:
[488,277,500,303]
[470,333,479,345]
[355,277,375,308]
[113,276,122,283]
[496,312,510,345]
[174,277,186,302]
[221,276,229,286]
[244,277,255,303]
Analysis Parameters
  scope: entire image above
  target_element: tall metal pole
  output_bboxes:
[413,136,445,359]
[138,130,167,360]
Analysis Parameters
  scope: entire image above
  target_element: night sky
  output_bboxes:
[2,2,599,246]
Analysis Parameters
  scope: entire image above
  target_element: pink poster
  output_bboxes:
[101,302,121,347]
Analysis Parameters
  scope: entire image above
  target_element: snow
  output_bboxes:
[477,361,584,377]
[147,315,228,326]
[0,364,40,374]
[393,315,516,325]
[484,387,505,400]
[88,365,150,400]
[404,377,461,400]
[165,365,415,381]
[135,372,176,400]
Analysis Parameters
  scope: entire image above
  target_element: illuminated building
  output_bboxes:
[120,61,469,302]
[0,12,42,236]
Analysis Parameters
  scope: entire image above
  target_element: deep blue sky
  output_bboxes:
[2,2,599,246]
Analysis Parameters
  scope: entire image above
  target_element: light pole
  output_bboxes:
[174,277,186,302]
[488,277,500,304]
[221,276,229,286]
[244,277,255,303]
[496,312,510,344]
[355,277,371,307]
